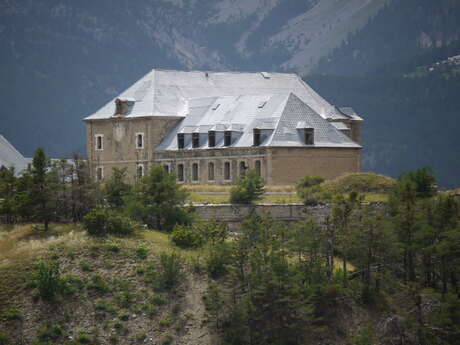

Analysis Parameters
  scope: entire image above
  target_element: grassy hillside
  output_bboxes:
[0,224,216,345]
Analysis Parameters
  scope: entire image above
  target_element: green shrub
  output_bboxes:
[296,175,325,190]
[119,311,129,321]
[37,323,64,342]
[35,260,62,301]
[80,263,93,272]
[3,306,21,321]
[106,244,120,253]
[171,224,204,248]
[206,242,232,278]
[83,208,133,236]
[161,333,174,345]
[150,294,168,306]
[76,331,91,344]
[230,170,265,204]
[159,317,172,327]
[136,247,148,259]
[86,274,110,294]
[154,252,184,290]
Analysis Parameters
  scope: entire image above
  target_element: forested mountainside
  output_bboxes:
[308,0,460,187]
[316,0,460,76]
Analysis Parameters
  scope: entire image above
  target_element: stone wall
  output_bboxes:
[193,203,332,230]
[85,116,182,181]
[268,147,361,184]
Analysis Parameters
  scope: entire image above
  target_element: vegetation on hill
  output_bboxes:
[1,149,460,344]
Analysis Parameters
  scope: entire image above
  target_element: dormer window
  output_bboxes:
[224,131,232,146]
[177,133,185,149]
[192,133,200,148]
[208,131,216,147]
[304,128,314,145]
[95,134,103,151]
[136,133,144,149]
[253,129,261,146]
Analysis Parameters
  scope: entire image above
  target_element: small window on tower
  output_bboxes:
[136,133,144,149]
[95,135,103,151]
[177,134,185,149]
[192,133,200,148]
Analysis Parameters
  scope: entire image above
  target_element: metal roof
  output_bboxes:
[156,93,361,150]
[84,69,340,120]
[0,135,30,175]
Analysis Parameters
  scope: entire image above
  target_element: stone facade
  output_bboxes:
[85,116,181,181]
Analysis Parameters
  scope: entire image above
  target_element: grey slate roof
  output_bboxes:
[0,135,30,175]
[156,93,361,150]
[84,69,338,120]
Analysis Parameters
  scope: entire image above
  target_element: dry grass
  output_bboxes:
[0,223,89,264]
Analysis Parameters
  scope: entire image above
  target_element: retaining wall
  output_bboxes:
[193,203,331,229]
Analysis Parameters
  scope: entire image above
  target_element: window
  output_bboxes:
[96,167,103,181]
[177,133,185,149]
[136,133,144,149]
[192,133,200,148]
[253,129,261,146]
[224,162,231,180]
[192,163,199,182]
[95,135,103,151]
[239,161,247,177]
[224,131,232,146]
[137,164,144,179]
[208,131,216,147]
[177,164,184,182]
[208,162,215,181]
[255,160,261,177]
[304,128,314,145]
[163,165,170,174]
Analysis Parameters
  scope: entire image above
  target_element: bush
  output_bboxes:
[230,170,265,204]
[83,207,133,236]
[296,175,325,190]
[35,260,62,301]
[171,225,204,248]
[136,247,148,259]
[206,242,232,278]
[156,252,184,290]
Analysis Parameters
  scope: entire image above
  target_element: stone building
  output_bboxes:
[84,69,363,185]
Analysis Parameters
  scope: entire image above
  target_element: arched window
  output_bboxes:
[136,133,144,149]
[192,163,199,182]
[177,164,184,182]
[255,160,261,177]
[137,164,144,179]
[208,162,215,181]
[239,161,247,177]
[163,165,170,174]
[224,162,231,180]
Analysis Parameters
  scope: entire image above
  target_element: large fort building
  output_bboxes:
[84,69,362,185]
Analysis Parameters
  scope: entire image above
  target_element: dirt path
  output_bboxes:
[179,274,218,345]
